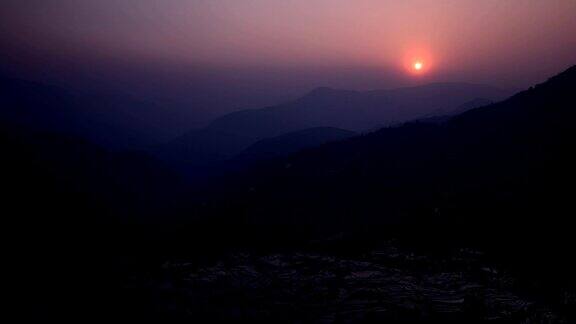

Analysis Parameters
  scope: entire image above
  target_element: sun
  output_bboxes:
[414,62,423,71]
[402,50,434,75]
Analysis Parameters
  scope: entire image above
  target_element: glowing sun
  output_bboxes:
[414,62,423,71]
[402,50,434,75]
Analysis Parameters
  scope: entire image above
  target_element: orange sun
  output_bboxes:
[414,62,423,71]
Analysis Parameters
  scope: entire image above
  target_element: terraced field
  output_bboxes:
[125,243,572,323]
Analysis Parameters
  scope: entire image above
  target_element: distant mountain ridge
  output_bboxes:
[155,82,511,166]
[208,82,511,136]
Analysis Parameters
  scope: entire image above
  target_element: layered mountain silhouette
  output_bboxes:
[1,77,192,219]
[154,83,510,166]
[204,66,576,233]
[5,64,575,322]
[211,83,509,135]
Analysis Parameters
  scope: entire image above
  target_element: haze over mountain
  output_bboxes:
[211,83,510,134]
[154,82,510,167]
[2,1,575,110]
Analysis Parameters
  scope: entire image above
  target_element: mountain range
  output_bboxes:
[153,82,511,167]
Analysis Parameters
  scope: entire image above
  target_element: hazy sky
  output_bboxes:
[1,0,575,117]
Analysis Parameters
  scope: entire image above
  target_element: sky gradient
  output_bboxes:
[1,0,575,118]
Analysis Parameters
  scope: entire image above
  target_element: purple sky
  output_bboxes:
[1,0,575,119]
